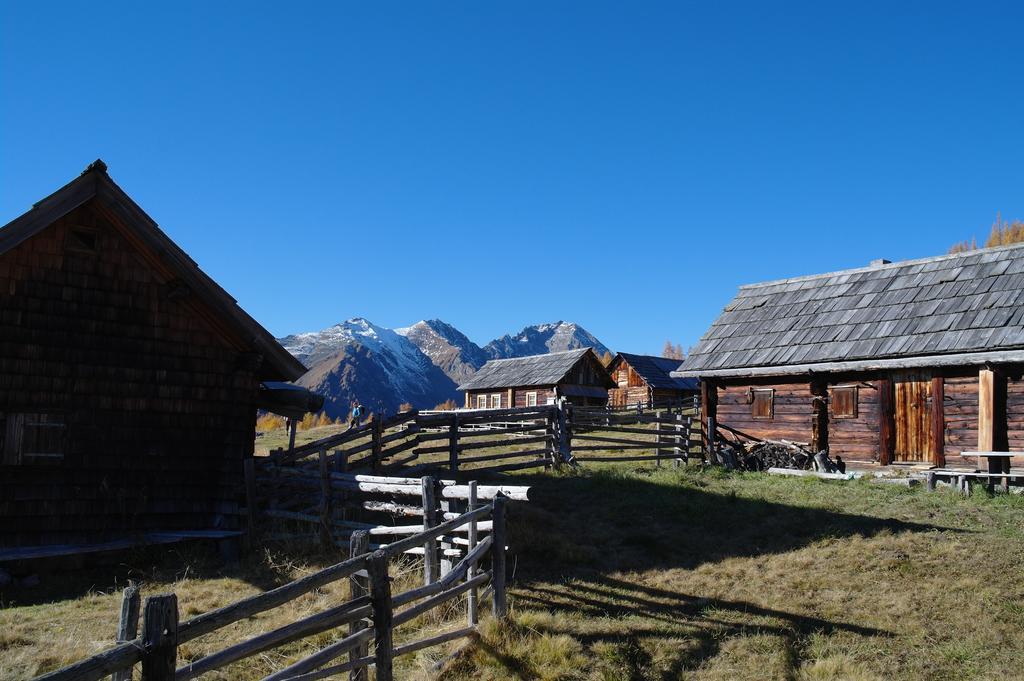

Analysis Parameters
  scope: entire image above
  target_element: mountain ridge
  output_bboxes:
[278,318,610,416]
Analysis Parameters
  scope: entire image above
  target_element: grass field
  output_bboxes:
[3,461,1023,680]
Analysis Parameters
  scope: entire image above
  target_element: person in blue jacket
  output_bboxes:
[349,400,363,429]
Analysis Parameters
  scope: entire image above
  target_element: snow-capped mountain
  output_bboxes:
[279,318,459,417]
[483,321,610,360]
[277,318,609,417]
[396,319,489,385]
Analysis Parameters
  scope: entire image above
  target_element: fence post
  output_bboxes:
[707,416,718,464]
[466,481,479,627]
[655,410,665,465]
[287,419,298,455]
[371,416,383,473]
[490,495,508,618]
[349,531,370,681]
[368,550,394,681]
[557,400,572,464]
[440,491,454,578]
[140,594,178,681]
[112,583,141,681]
[243,457,257,549]
[421,476,439,585]
[319,448,333,550]
[448,414,459,473]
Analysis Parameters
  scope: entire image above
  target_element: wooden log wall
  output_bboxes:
[1007,373,1024,452]
[0,201,257,547]
[827,381,881,462]
[715,382,813,444]
[944,375,979,467]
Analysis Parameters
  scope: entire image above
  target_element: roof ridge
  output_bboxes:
[739,242,1024,291]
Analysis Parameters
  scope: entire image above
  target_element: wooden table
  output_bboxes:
[962,451,1016,491]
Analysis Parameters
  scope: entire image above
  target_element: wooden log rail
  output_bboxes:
[33,497,511,681]
[258,401,704,482]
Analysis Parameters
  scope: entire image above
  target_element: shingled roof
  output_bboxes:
[458,348,610,391]
[675,244,1024,379]
[0,159,307,381]
[615,353,697,391]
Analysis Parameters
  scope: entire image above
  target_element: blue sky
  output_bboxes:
[2,2,1022,355]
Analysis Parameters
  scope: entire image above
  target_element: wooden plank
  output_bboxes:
[457,448,549,465]
[448,416,459,473]
[177,553,366,643]
[466,481,479,627]
[141,594,178,681]
[457,435,551,452]
[319,449,332,550]
[878,377,895,466]
[349,531,370,681]
[243,458,257,548]
[421,477,439,586]
[112,584,141,681]
[32,641,142,681]
[262,628,374,681]
[490,496,507,618]
[174,598,372,680]
[392,571,490,628]
[932,376,945,467]
[369,551,394,681]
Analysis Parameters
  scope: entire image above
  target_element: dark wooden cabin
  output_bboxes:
[0,160,308,556]
[458,348,614,409]
[607,353,698,407]
[674,246,1024,467]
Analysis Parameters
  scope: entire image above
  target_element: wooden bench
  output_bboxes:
[961,452,1018,492]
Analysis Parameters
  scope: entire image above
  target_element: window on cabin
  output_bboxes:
[831,386,858,419]
[1,413,65,465]
[66,228,99,254]
[751,389,774,420]
[476,395,487,409]
[526,392,537,407]
[490,394,501,409]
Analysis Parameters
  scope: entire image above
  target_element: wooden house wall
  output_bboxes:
[943,375,979,467]
[513,387,556,407]
[609,386,649,407]
[716,382,813,444]
[0,201,258,547]
[827,381,880,462]
[1006,374,1024,451]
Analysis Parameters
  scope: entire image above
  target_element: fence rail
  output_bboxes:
[266,397,703,479]
[35,491,510,681]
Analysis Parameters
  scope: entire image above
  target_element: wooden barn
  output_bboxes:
[674,246,1024,467]
[607,352,699,407]
[458,348,614,408]
[0,160,310,557]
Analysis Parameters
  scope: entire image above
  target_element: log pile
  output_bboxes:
[713,426,842,473]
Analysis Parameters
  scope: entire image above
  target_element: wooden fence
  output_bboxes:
[567,397,702,465]
[263,398,703,480]
[35,490,510,681]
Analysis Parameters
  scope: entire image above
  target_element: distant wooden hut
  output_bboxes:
[458,348,614,408]
[674,247,1024,467]
[0,160,312,557]
[607,353,698,407]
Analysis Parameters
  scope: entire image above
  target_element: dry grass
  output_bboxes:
[9,437,1024,680]
[0,538,477,680]
[438,466,1024,681]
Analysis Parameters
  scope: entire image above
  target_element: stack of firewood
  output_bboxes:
[713,429,842,473]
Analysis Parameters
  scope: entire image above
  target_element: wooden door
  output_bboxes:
[894,372,932,462]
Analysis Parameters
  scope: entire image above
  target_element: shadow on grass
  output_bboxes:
[507,468,952,575]
[0,536,337,609]
[448,466,954,678]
